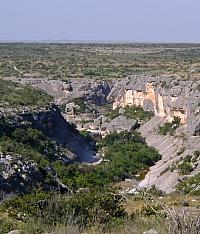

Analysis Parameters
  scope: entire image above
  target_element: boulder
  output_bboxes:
[170,86,182,97]
[105,115,138,133]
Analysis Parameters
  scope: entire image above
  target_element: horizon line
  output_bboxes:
[0,40,200,44]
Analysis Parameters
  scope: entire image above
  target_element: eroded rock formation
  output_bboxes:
[18,78,112,106]
[108,75,200,136]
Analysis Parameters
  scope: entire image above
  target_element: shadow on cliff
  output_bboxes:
[18,105,99,164]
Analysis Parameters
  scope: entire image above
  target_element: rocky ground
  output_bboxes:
[138,117,187,193]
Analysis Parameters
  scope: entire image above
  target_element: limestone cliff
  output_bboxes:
[17,78,112,106]
[108,75,200,136]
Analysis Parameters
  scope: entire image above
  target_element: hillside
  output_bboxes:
[0,79,52,110]
[0,80,102,193]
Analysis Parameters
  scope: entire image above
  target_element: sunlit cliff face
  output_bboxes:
[113,82,187,125]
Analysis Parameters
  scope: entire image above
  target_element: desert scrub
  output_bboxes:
[0,79,53,108]
[158,116,181,136]
[1,43,200,80]
[2,190,126,230]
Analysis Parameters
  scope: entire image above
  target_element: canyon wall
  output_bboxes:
[17,78,112,106]
[108,75,200,136]
[6,76,200,136]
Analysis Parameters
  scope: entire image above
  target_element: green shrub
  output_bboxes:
[178,155,193,175]
[72,98,87,114]
[107,106,153,122]
[178,162,193,175]
[158,116,181,136]
[3,190,126,228]
[177,173,200,195]
[0,218,17,234]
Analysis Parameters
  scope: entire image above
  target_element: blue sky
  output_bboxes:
[0,0,200,42]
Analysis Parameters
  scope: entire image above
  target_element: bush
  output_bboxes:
[107,106,154,122]
[158,117,181,136]
[3,190,126,229]
[177,173,200,195]
[0,218,17,234]
[72,98,87,114]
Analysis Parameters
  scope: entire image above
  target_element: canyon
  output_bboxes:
[4,75,200,193]
[109,75,200,192]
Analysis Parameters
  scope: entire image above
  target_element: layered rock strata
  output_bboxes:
[108,75,200,136]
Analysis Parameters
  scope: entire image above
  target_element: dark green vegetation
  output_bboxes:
[177,173,200,196]
[107,106,154,122]
[158,116,181,136]
[1,43,200,80]
[53,132,161,190]
[0,79,52,108]
[0,116,161,233]
[72,98,87,114]
[1,190,126,232]
[0,116,68,187]
[178,155,194,175]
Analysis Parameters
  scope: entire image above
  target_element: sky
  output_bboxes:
[0,0,200,43]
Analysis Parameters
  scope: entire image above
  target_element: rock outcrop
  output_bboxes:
[137,117,184,193]
[5,105,99,163]
[17,78,112,106]
[108,75,200,193]
[108,75,200,136]
[101,115,138,134]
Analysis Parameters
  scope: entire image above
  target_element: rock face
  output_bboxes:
[0,153,44,193]
[137,117,184,193]
[108,75,200,136]
[13,105,99,163]
[102,115,138,133]
[18,78,112,106]
[127,116,200,194]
